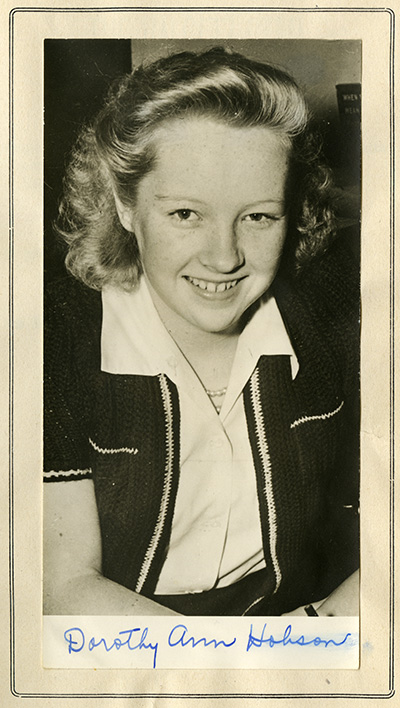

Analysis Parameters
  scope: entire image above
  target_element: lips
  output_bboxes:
[185,275,239,293]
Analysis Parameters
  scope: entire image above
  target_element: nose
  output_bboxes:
[200,221,244,273]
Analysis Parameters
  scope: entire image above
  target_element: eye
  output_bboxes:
[243,213,279,223]
[170,209,199,222]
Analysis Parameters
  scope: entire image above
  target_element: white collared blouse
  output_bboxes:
[101,277,298,595]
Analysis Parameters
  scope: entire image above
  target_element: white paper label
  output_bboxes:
[43,616,359,670]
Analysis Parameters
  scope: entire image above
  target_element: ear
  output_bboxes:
[114,193,135,232]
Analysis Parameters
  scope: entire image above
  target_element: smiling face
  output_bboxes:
[117,116,291,338]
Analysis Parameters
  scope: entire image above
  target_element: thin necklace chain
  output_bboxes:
[205,387,227,397]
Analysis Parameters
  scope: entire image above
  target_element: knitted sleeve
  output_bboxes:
[44,278,101,482]
[298,237,360,389]
[276,237,360,589]
[301,239,360,580]
[279,236,360,398]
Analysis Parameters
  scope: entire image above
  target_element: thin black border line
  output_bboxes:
[8,5,397,13]
[388,4,396,695]
[8,6,395,700]
[8,5,16,700]
[4,691,398,700]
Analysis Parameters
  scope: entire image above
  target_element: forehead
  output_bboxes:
[140,116,291,202]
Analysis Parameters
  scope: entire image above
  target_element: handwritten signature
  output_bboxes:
[63,623,352,668]
[247,624,352,651]
[64,626,159,668]
[168,623,236,650]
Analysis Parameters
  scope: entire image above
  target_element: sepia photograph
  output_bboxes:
[43,38,361,618]
[5,3,395,702]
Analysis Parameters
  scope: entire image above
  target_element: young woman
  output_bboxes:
[43,47,359,617]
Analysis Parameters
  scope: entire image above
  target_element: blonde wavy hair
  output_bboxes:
[56,46,335,290]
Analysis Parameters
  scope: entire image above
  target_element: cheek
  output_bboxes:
[133,221,164,266]
[139,238,186,283]
[250,232,287,272]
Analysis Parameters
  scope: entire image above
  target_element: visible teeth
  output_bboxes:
[187,277,238,293]
[192,278,209,290]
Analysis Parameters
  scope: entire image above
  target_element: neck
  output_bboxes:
[147,283,240,391]
[147,280,241,347]
[178,333,239,395]
[165,317,239,393]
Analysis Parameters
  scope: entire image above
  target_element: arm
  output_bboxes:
[43,478,179,616]
[316,569,359,616]
[282,570,359,617]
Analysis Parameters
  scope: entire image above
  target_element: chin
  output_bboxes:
[197,319,241,336]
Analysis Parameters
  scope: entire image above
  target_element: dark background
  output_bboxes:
[44,40,132,282]
[44,39,361,284]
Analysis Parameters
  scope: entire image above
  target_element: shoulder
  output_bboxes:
[45,275,101,320]
[276,235,359,330]
[275,235,360,381]
[44,276,102,369]
[298,235,359,308]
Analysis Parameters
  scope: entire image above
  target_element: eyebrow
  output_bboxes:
[241,199,286,208]
[154,195,286,206]
[154,195,205,203]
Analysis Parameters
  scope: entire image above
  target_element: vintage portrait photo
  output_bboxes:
[43,38,360,619]
[4,3,396,704]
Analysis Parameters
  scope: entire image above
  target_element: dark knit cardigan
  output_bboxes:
[44,240,359,615]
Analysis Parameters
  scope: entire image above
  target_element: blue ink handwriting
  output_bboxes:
[63,622,353,668]
[64,626,159,668]
[247,623,352,651]
[168,623,236,650]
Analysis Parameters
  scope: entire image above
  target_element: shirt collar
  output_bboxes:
[235,291,299,378]
[101,276,181,381]
[101,277,299,381]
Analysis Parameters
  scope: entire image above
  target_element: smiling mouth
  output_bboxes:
[185,276,240,293]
